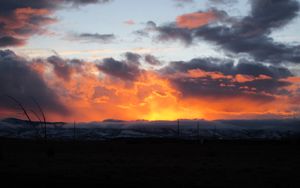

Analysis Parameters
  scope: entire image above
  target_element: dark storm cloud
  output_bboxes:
[160,57,292,101]
[161,58,292,79]
[169,72,290,101]
[208,0,300,63]
[144,54,162,66]
[124,52,141,65]
[161,58,235,75]
[142,9,229,45]
[0,36,26,47]
[234,60,292,79]
[136,21,193,45]
[171,77,277,101]
[97,53,162,81]
[0,50,69,114]
[68,33,116,43]
[151,0,300,64]
[46,56,77,81]
[156,24,193,45]
[250,0,299,31]
[37,55,86,82]
[97,57,142,81]
[0,0,111,13]
[194,24,300,63]
[0,0,112,47]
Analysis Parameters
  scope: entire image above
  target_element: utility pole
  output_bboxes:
[177,119,180,138]
[73,121,76,141]
[197,121,200,141]
[44,122,47,142]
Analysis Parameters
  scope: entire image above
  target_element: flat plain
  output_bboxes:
[0,138,299,187]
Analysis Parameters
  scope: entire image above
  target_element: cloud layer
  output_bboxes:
[0,49,299,122]
[67,33,116,43]
[0,50,68,115]
[0,0,300,121]
[145,0,300,64]
[0,0,111,47]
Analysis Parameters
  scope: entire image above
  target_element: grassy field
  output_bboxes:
[0,138,299,187]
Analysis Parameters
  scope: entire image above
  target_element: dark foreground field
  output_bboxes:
[0,138,299,187]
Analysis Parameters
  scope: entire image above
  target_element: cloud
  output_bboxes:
[144,54,162,66]
[0,49,299,121]
[161,58,292,79]
[46,56,84,81]
[0,50,69,115]
[66,33,116,43]
[176,11,217,29]
[64,0,111,5]
[169,75,288,102]
[160,57,292,101]
[208,0,237,5]
[155,23,194,45]
[93,86,116,99]
[208,0,300,63]
[97,56,142,81]
[0,0,112,47]
[147,0,300,64]
[134,21,157,37]
[0,36,26,47]
[173,0,194,7]
[141,10,228,45]
[124,52,141,65]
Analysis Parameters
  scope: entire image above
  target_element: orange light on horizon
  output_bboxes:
[1,62,299,123]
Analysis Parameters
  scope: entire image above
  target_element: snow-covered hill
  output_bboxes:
[0,118,299,140]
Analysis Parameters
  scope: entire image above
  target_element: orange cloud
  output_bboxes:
[0,7,57,45]
[1,52,299,122]
[40,66,298,122]
[176,11,217,29]
[235,74,272,83]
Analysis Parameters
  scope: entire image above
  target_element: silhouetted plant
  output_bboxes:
[31,97,47,141]
[6,95,40,138]
[30,109,42,124]
[30,109,43,137]
[7,95,31,122]
[30,98,56,157]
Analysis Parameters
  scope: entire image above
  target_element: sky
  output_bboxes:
[0,0,300,122]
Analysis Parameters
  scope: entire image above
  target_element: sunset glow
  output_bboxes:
[0,0,300,122]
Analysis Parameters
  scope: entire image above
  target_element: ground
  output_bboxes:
[0,138,299,187]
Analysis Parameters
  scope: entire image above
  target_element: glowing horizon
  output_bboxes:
[0,0,300,122]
